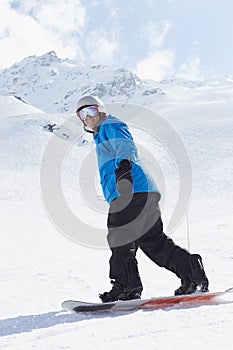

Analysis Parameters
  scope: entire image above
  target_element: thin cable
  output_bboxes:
[186,212,191,252]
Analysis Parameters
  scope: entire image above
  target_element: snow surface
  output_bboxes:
[1,63,233,349]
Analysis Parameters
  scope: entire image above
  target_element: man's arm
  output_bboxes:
[115,158,133,195]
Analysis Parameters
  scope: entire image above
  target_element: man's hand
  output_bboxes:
[115,159,133,195]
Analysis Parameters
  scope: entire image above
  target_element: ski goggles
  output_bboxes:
[77,106,99,121]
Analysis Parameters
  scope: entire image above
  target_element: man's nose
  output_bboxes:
[86,115,92,121]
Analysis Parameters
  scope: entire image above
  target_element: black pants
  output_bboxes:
[107,193,191,290]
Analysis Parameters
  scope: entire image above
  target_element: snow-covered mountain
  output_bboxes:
[0,51,165,113]
[1,51,232,115]
[1,53,233,349]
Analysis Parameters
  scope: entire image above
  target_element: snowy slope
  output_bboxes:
[1,69,233,349]
[0,95,42,118]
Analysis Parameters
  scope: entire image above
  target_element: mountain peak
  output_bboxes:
[0,52,164,113]
[37,51,61,65]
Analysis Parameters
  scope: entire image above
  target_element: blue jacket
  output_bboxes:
[94,114,160,203]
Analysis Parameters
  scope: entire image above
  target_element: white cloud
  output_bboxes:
[33,1,86,33]
[104,0,119,18]
[135,49,175,81]
[86,29,119,65]
[179,54,203,81]
[179,41,203,80]
[0,0,86,68]
[142,20,172,49]
[135,20,174,81]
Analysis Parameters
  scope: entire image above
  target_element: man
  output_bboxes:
[76,95,209,303]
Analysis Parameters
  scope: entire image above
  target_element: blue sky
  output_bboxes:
[0,0,232,80]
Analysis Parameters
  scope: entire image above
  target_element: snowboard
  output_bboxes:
[62,288,233,313]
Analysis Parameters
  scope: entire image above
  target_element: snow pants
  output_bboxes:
[107,192,191,291]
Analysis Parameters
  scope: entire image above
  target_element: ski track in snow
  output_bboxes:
[1,81,233,349]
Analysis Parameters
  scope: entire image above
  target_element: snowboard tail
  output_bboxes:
[62,288,233,314]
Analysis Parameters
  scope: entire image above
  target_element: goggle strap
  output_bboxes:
[83,125,95,134]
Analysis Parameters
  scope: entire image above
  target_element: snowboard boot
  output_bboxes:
[99,280,142,303]
[175,254,209,296]
[120,288,142,301]
[174,277,197,295]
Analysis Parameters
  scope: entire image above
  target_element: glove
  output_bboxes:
[115,159,133,195]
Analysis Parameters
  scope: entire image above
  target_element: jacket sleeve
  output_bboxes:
[103,121,138,169]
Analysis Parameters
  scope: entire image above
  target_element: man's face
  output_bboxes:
[77,106,101,130]
[84,113,101,130]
